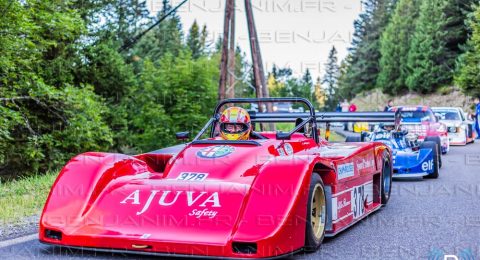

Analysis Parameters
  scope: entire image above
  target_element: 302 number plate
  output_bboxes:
[176,172,209,181]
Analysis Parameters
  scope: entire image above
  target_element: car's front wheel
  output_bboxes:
[304,173,327,252]
[421,141,439,179]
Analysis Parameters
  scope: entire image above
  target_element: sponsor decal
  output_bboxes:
[176,172,208,181]
[375,132,391,140]
[121,190,221,216]
[422,160,434,172]
[356,158,375,171]
[284,143,294,155]
[188,209,218,219]
[197,145,234,159]
[277,143,294,156]
[337,163,355,180]
[337,198,351,211]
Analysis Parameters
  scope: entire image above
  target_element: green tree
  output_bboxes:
[406,0,450,93]
[341,0,397,93]
[455,4,480,97]
[444,0,477,64]
[322,46,340,110]
[0,0,112,177]
[336,55,355,101]
[119,51,219,152]
[377,0,421,94]
[134,1,183,60]
[187,20,208,59]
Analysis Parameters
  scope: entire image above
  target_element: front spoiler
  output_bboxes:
[393,172,429,178]
[40,241,302,260]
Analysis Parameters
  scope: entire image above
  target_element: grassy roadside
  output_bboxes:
[0,172,58,225]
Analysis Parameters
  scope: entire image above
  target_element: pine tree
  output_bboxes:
[406,0,450,93]
[341,0,397,93]
[73,0,151,45]
[134,0,183,59]
[444,0,477,57]
[187,20,203,59]
[322,46,340,110]
[336,56,354,101]
[314,77,326,110]
[377,0,421,94]
[455,4,480,97]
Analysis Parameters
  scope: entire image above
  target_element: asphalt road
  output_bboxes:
[1,143,479,260]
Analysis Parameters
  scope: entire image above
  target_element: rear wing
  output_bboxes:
[249,112,395,123]
[249,111,396,141]
[202,98,398,143]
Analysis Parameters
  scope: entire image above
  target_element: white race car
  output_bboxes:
[432,107,476,145]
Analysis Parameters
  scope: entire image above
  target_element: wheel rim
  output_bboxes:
[383,161,392,199]
[311,183,326,240]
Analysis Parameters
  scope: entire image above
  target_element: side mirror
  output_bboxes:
[176,131,190,140]
[276,131,291,140]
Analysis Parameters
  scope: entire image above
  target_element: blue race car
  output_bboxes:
[347,125,440,179]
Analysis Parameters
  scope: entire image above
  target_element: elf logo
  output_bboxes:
[422,160,434,172]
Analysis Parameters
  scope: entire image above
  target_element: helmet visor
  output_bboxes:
[221,123,248,134]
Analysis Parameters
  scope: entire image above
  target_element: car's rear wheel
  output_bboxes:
[421,141,439,179]
[304,173,327,252]
[381,150,392,205]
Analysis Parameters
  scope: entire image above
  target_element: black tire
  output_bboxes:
[346,136,362,142]
[424,136,442,168]
[381,150,393,205]
[421,141,439,179]
[304,173,327,252]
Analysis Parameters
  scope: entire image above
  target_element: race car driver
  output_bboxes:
[219,107,252,140]
[381,122,396,132]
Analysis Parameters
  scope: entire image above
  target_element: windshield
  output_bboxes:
[433,110,461,121]
[400,111,435,122]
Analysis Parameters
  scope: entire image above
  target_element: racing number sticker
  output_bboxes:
[176,172,208,181]
[351,185,365,219]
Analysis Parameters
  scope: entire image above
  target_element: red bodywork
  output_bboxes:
[40,131,390,258]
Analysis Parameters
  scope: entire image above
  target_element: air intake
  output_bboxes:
[232,242,257,254]
[45,229,62,240]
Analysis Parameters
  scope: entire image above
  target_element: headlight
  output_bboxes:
[448,127,457,133]
[273,106,278,112]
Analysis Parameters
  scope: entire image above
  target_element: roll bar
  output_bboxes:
[191,98,396,143]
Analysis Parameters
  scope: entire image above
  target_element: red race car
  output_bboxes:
[39,98,394,259]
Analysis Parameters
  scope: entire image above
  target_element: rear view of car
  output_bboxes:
[432,107,476,145]
[391,106,449,154]
[363,130,439,179]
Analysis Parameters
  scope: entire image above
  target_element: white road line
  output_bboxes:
[0,233,37,249]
